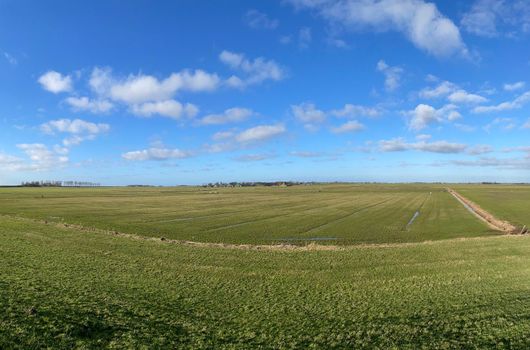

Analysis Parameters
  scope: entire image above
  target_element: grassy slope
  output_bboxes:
[1,216,529,349]
[454,185,530,228]
[0,185,495,244]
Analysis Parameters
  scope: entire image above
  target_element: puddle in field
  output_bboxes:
[277,237,339,241]
[406,211,420,229]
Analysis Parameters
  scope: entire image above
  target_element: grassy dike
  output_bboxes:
[1,215,529,349]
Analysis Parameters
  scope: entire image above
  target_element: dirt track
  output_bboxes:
[447,188,519,234]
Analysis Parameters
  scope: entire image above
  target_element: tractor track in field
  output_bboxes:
[1,213,527,252]
[299,197,395,234]
[447,188,524,234]
[405,192,432,231]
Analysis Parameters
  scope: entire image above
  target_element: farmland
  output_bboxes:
[1,184,529,348]
[453,184,530,229]
[1,214,529,348]
[0,184,497,245]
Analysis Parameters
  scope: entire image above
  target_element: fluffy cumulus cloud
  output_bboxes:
[461,0,530,37]
[235,124,286,143]
[473,91,530,113]
[376,60,403,91]
[131,100,199,119]
[90,67,220,105]
[244,10,279,30]
[122,147,192,161]
[331,120,364,133]
[291,102,380,131]
[419,80,457,99]
[38,71,73,93]
[220,51,286,88]
[199,108,254,125]
[447,90,487,104]
[419,80,487,105]
[15,143,68,171]
[41,118,110,147]
[41,118,110,135]
[379,138,467,153]
[65,96,114,114]
[407,104,461,131]
[330,104,381,118]
[287,0,467,57]
[291,103,327,123]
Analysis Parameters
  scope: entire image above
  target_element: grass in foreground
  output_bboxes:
[1,216,529,349]
[0,185,495,245]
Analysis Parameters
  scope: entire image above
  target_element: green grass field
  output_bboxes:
[1,184,529,348]
[1,215,529,348]
[453,184,530,228]
[0,184,497,245]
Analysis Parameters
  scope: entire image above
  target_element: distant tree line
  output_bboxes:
[202,181,312,188]
[21,180,101,187]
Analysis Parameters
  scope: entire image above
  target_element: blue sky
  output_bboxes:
[1,0,530,185]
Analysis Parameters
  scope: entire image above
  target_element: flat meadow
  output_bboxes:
[0,184,497,244]
[1,184,529,348]
[453,184,530,229]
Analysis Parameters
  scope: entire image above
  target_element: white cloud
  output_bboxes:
[523,119,530,129]
[90,67,220,104]
[419,80,487,105]
[41,118,110,147]
[38,71,73,93]
[379,138,467,153]
[235,124,286,143]
[65,96,114,114]
[451,156,530,170]
[291,103,326,123]
[419,81,457,99]
[416,134,431,141]
[461,0,530,37]
[407,103,460,131]
[41,118,110,135]
[473,91,530,113]
[220,50,286,88]
[199,107,253,125]
[447,90,487,104]
[16,143,68,170]
[376,60,403,91]
[467,145,493,155]
[483,117,516,133]
[504,81,526,91]
[212,131,235,141]
[122,147,192,161]
[0,152,24,171]
[292,102,380,131]
[131,100,198,119]
[331,120,364,133]
[287,0,467,57]
[244,10,279,30]
[330,104,381,118]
